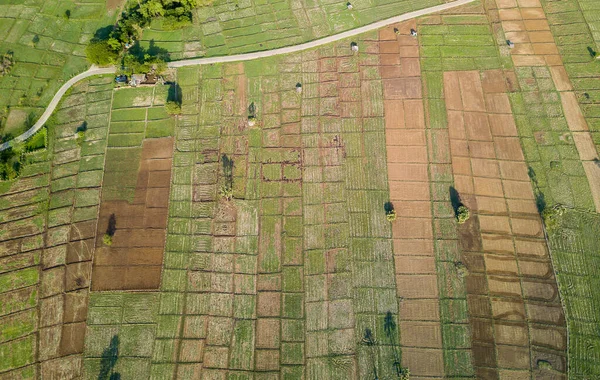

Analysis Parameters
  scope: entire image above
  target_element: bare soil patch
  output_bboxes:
[91,138,173,291]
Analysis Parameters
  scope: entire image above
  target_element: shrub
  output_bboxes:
[386,209,397,222]
[24,128,47,152]
[0,147,23,181]
[165,101,181,115]
[456,205,470,224]
[103,233,113,246]
[76,130,85,145]
[455,261,468,277]
[219,184,233,201]
[85,41,119,65]
[384,201,396,222]
[0,52,14,76]
[398,367,410,380]
[541,204,565,232]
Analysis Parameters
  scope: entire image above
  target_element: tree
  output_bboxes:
[107,38,122,51]
[85,41,119,65]
[456,205,470,224]
[103,234,113,246]
[384,201,397,222]
[165,101,181,115]
[139,0,165,18]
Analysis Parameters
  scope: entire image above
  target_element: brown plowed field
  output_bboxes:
[445,70,567,377]
[381,20,445,378]
[91,137,174,291]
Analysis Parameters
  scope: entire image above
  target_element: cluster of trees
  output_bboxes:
[0,128,46,181]
[86,0,207,67]
[0,148,23,181]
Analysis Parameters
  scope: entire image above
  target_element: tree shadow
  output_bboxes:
[384,201,394,214]
[362,328,379,379]
[167,83,182,105]
[98,335,120,380]
[588,46,597,58]
[527,166,546,213]
[76,121,88,133]
[128,40,170,62]
[106,213,116,237]
[449,186,464,215]
[221,154,234,183]
[93,25,115,41]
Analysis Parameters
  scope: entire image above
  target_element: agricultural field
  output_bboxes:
[0,0,119,137]
[0,0,446,137]
[141,0,445,59]
[2,0,600,379]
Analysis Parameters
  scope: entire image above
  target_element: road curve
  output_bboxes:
[1,0,474,151]
[0,66,116,151]
[168,0,475,67]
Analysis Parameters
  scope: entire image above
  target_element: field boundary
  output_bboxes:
[0,0,474,152]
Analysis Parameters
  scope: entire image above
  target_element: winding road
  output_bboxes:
[0,0,474,151]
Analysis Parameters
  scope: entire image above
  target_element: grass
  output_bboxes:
[547,209,600,377]
[0,0,118,136]
[539,0,600,152]
[140,0,444,60]
[418,11,507,73]
[84,293,159,379]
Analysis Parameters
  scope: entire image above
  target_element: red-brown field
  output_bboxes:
[92,137,173,291]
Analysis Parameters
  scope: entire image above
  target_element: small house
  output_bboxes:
[129,74,146,87]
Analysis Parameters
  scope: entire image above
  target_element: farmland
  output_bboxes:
[140,0,446,59]
[1,0,600,379]
[0,0,119,137]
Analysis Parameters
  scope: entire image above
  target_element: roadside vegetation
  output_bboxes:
[0,128,47,181]
[86,0,211,72]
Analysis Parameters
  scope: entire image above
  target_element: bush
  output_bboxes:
[76,130,85,145]
[0,147,23,181]
[219,184,233,201]
[456,205,470,224]
[103,233,113,246]
[399,367,410,380]
[0,52,14,76]
[386,209,397,222]
[162,15,192,30]
[24,128,47,152]
[85,41,120,65]
[384,201,396,222]
[541,204,565,231]
[165,101,181,115]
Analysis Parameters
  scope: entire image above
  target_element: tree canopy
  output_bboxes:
[86,0,206,70]
[85,41,120,66]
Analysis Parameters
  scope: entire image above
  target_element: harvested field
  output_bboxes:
[380,20,444,378]
[92,137,173,291]
[445,69,567,377]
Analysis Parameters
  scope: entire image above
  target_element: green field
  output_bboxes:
[141,0,445,59]
[0,0,118,137]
